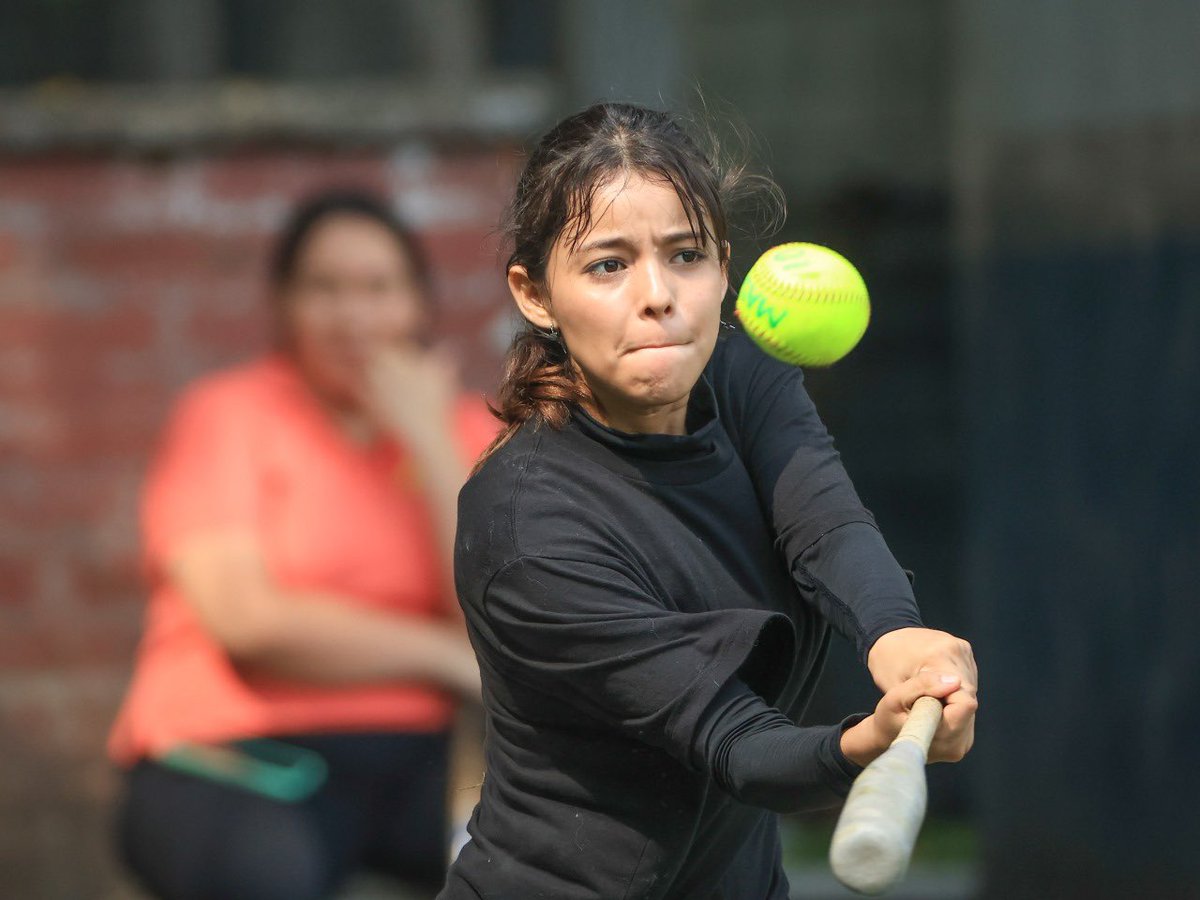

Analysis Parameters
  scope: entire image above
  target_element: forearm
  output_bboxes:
[695,678,863,814]
[734,367,921,653]
[414,451,469,599]
[401,429,471,621]
[792,522,923,661]
[231,589,480,697]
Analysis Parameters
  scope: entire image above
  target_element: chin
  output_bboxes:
[302,362,362,407]
[628,370,702,409]
[633,349,705,388]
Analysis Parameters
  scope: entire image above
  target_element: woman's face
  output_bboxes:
[280,213,427,405]
[512,172,727,434]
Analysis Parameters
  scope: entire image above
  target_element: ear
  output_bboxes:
[507,265,555,331]
[720,241,731,294]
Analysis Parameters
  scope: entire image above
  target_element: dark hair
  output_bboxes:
[267,184,432,319]
[270,187,432,294]
[268,188,434,351]
[477,101,780,469]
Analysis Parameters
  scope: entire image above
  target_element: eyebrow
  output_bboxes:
[575,230,702,256]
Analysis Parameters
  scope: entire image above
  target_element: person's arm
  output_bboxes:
[361,346,471,621]
[169,530,480,697]
[713,333,977,751]
[479,554,843,805]
[481,554,972,812]
[694,670,968,813]
[712,333,922,654]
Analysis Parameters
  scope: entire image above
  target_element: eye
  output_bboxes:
[674,249,705,264]
[587,258,625,276]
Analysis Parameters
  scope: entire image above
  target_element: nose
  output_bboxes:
[315,289,380,351]
[637,259,674,319]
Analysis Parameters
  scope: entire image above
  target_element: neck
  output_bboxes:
[583,392,691,436]
[291,361,378,446]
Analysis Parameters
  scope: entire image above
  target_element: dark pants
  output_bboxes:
[116,731,450,900]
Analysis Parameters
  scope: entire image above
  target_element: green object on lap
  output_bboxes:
[158,738,328,803]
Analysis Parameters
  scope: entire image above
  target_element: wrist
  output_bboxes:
[840,715,887,768]
[866,626,928,689]
[403,447,469,494]
[393,418,456,456]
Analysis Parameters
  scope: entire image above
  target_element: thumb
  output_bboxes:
[893,670,959,711]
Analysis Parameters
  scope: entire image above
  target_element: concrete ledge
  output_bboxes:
[0,76,558,152]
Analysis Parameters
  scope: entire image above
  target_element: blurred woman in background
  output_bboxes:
[108,189,493,900]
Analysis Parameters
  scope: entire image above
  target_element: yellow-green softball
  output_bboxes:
[735,242,870,367]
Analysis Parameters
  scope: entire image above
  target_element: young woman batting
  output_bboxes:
[439,102,977,900]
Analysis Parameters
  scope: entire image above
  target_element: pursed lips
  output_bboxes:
[623,340,689,354]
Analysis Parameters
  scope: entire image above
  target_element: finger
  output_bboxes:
[939,692,979,727]
[920,661,977,695]
[891,671,959,711]
[939,683,977,709]
[931,700,976,759]
[929,730,974,763]
[936,703,978,748]
[942,686,978,706]
[430,344,463,381]
[935,712,975,752]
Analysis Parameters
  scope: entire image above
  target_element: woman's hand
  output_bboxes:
[866,626,978,761]
[867,627,976,693]
[840,669,976,767]
[358,343,471,612]
[359,343,461,457]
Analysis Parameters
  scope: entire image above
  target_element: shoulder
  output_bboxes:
[456,420,620,580]
[171,356,293,425]
[707,329,805,400]
[458,423,552,555]
[706,329,807,435]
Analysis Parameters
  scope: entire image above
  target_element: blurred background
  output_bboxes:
[1,1,1197,898]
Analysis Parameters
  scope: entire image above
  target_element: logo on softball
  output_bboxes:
[735,243,870,367]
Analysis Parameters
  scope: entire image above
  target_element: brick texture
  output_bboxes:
[0,143,520,897]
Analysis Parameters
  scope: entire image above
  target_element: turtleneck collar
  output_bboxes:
[562,373,734,485]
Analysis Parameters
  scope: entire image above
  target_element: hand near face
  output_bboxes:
[359,343,460,456]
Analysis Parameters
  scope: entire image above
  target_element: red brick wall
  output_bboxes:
[0,143,520,897]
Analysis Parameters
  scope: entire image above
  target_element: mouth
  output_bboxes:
[624,341,689,355]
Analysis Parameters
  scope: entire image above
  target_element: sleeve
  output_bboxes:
[713,333,923,659]
[480,554,796,763]
[140,380,264,572]
[693,676,866,813]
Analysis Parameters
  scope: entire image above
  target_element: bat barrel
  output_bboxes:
[829,697,942,895]
[829,741,929,894]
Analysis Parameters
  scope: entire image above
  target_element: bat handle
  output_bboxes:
[893,694,943,754]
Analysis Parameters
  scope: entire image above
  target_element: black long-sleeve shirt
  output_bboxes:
[440,331,922,900]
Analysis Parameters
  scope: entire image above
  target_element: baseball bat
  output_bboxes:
[828,695,943,895]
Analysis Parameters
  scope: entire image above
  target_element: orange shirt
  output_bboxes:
[108,355,497,766]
